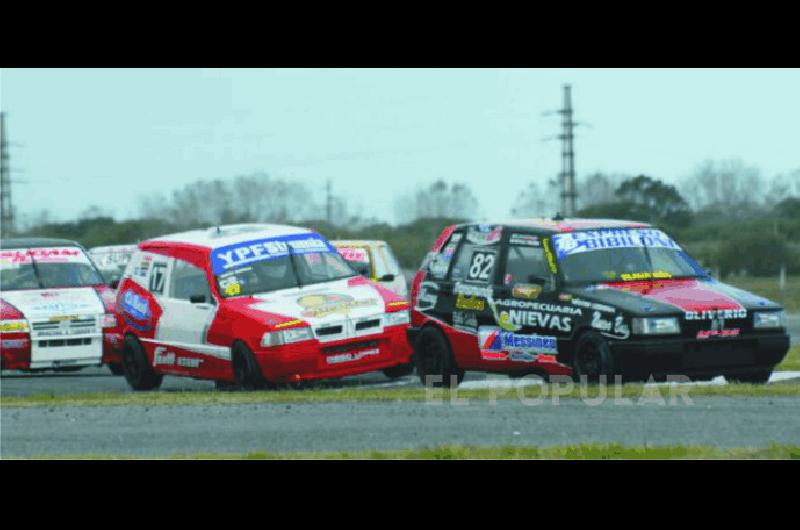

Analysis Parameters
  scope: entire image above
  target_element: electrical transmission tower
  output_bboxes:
[0,111,13,237]
[558,84,578,217]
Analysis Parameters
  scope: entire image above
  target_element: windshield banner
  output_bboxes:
[0,247,92,267]
[210,233,336,274]
[337,247,369,263]
[552,229,681,260]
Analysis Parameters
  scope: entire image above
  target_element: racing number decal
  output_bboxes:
[467,251,495,282]
[149,263,167,295]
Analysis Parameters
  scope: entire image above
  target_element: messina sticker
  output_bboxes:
[552,229,681,260]
[211,233,335,274]
[337,247,369,262]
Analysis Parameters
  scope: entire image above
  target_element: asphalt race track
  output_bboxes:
[2,364,800,457]
[3,396,800,457]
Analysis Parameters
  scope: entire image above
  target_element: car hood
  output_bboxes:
[1,287,105,320]
[565,278,780,317]
[246,278,386,326]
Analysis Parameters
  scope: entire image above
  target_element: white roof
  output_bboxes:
[331,240,387,248]
[144,224,315,250]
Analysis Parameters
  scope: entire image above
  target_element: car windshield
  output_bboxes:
[0,247,105,290]
[550,228,705,284]
[336,246,371,277]
[215,251,357,298]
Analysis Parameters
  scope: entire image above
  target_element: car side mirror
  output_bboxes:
[380,274,395,282]
[110,279,120,289]
[190,294,207,304]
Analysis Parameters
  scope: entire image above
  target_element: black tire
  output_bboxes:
[414,326,464,388]
[108,362,125,376]
[122,335,163,391]
[382,361,415,379]
[726,370,772,384]
[231,341,270,390]
[572,331,615,383]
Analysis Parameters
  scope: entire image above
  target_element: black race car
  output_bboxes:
[408,219,790,386]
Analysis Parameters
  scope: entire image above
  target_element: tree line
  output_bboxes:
[8,158,800,277]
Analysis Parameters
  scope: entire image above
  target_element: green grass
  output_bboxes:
[724,275,800,312]
[4,380,800,408]
[20,443,800,460]
[777,346,800,371]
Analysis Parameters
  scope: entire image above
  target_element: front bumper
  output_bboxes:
[609,333,790,378]
[254,325,414,383]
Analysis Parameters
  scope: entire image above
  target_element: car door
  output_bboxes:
[415,230,464,322]
[154,257,219,373]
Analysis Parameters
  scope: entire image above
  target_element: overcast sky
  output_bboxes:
[2,68,799,225]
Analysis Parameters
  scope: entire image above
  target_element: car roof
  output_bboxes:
[141,223,315,250]
[464,218,652,233]
[0,237,83,249]
[89,244,138,252]
[331,240,386,247]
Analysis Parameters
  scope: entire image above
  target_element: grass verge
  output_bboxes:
[4,380,800,408]
[777,346,800,371]
[21,443,800,460]
[724,276,799,312]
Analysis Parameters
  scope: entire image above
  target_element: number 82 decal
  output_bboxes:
[468,251,495,281]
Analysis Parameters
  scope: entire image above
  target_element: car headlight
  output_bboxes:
[99,313,117,329]
[0,319,29,333]
[632,317,680,335]
[384,310,410,327]
[753,311,784,329]
[261,326,314,347]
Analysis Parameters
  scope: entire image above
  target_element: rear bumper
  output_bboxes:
[255,325,414,383]
[609,333,790,378]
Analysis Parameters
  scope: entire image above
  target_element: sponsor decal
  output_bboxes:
[513,283,542,300]
[685,309,747,320]
[120,289,154,331]
[570,298,615,313]
[153,347,175,366]
[697,328,740,340]
[275,319,304,329]
[453,311,478,332]
[494,299,582,315]
[498,310,573,333]
[456,293,485,311]
[454,283,493,298]
[542,238,558,274]
[509,234,540,247]
[210,233,335,274]
[466,250,496,281]
[297,293,378,318]
[1,339,28,349]
[337,247,369,263]
[177,357,203,368]
[478,327,557,362]
[326,348,381,364]
[0,247,90,265]
[415,281,439,310]
[466,225,502,245]
[387,301,408,308]
[620,271,673,281]
[558,293,572,302]
[552,229,681,260]
[592,310,613,332]
[611,316,630,340]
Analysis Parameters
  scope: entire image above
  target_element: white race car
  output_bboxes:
[331,240,408,298]
[88,244,137,287]
[1,238,124,373]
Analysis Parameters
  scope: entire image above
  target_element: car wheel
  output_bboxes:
[414,326,464,388]
[231,341,270,390]
[726,370,772,384]
[122,335,163,391]
[382,361,415,379]
[108,362,125,376]
[573,331,615,383]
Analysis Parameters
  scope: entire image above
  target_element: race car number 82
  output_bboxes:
[468,251,495,281]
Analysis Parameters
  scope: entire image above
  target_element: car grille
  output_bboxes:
[38,338,93,348]
[323,339,379,355]
[31,317,99,337]
[313,315,384,342]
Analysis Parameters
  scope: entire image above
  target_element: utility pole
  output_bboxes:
[325,179,332,225]
[0,112,13,237]
[558,84,578,217]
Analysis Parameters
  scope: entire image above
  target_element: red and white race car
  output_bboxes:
[0,238,124,374]
[115,224,414,390]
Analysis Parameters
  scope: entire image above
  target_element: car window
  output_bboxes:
[170,259,212,302]
[337,246,371,278]
[383,245,401,275]
[504,244,555,291]
[427,232,462,280]
[0,247,104,290]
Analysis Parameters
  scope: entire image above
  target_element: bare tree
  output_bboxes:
[682,159,764,211]
[394,180,479,223]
